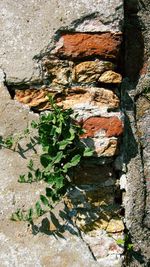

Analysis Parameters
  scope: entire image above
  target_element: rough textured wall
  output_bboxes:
[0,0,150,267]
[0,0,123,83]
[122,0,150,266]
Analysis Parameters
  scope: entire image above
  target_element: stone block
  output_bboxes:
[42,57,74,86]
[15,86,120,112]
[98,70,122,84]
[73,163,116,185]
[58,87,120,110]
[72,60,115,83]
[106,217,124,233]
[15,88,50,108]
[82,230,124,264]
[81,137,119,157]
[65,186,115,210]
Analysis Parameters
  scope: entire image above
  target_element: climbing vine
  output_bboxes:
[8,98,93,222]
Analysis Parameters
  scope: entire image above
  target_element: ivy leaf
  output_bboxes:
[28,172,33,183]
[46,187,53,197]
[68,128,75,141]
[40,154,52,167]
[54,174,64,189]
[63,154,81,172]
[31,120,38,128]
[83,147,93,157]
[40,195,50,206]
[35,201,44,217]
[55,125,62,134]
[59,140,71,150]
[53,151,64,164]
[24,128,30,135]
[4,136,14,148]
[69,154,81,166]
[116,239,125,246]
[18,174,26,183]
[26,208,33,222]
[127,244,133,251]
[27,159,34,170]
[10,99,87,222]
[11,209,24,221]
[35,169,42,181]
[43,145,49,152]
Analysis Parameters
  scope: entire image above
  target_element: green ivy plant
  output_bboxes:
[116,234,133,252]
[10,98,93,222]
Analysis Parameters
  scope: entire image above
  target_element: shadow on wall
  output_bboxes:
[30,205,79,239]
[121,0,145,164]
[122,1,149,266]
[124,0,145,82]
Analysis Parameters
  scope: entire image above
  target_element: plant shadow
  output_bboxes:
[30,205,79,239]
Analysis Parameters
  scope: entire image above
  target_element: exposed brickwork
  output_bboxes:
[72,60,115,83]
[15,86,120,111]
[52,33,122,59]
[98,70,122,83]
[11,27,124,264]
[81,116,123,138]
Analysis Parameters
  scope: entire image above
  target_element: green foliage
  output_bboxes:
[116,234,133,252]
[0,126,30,151]
[11,98,93,222]
[116,238,124,246]
[0,135,14,149]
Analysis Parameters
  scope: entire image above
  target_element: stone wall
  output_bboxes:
[122,1,150,266]
[0,1,149,266]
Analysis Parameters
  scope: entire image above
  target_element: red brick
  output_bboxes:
[53,33,122,59]
[81,116,123,138]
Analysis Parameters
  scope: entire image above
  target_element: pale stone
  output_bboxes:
[42,57,74,86]
[15,88,49,108]
[120,174,127,190]
[59,87,120,110]
[0,68,5,83]
[106,217,124,233]
[99,71,122,83]
[15,86,120,111]
[82,230,124,265]
[95,138,118,157]
[72,61,115,83]
[81,137,118,157]
[14,87,61,111]
[73,106,122,121]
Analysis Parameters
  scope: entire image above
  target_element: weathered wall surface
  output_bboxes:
[0,0,150,267]
[122,0,150,266]
[0,0,123,83]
